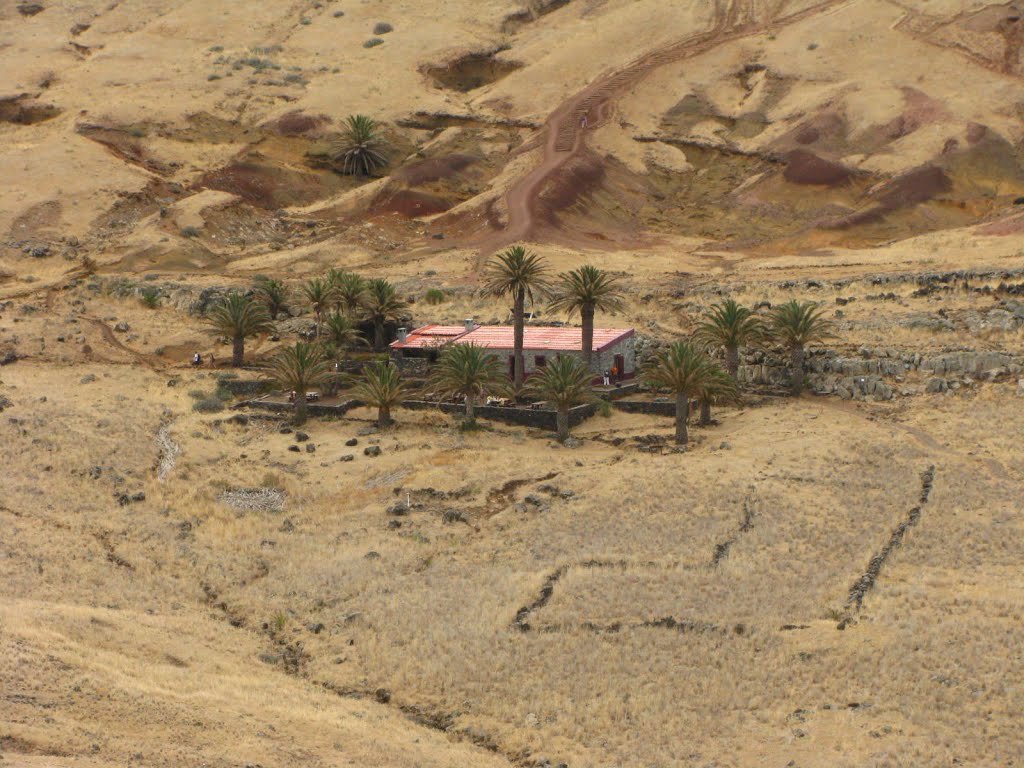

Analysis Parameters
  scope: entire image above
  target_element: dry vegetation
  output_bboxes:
[3,0,1024,766]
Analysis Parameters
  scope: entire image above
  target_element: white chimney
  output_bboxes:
[464,318,475,331]
[397,327,408,342]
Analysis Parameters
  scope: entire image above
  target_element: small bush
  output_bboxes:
[807,42,819,50]
[300,17,312,25]
[373,22,393,34]
[215,386,234,402]
[333,9,345,17]
[363,37,384,48]
[188,389,207,400]
[129,127,146,138]
[192,397,225,413]
[180,226,201,238]
[597,399,612,418]
[208,73,222,81]
[425,288,445,305]
[139,287,161,309]
[283,72,307,85]
[209,45,224,52]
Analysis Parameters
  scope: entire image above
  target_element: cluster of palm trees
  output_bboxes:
[206,270,409,367]
[482,245,625,389]
[205,246,834,442]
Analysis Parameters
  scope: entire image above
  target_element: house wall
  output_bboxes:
[514,336,636,376]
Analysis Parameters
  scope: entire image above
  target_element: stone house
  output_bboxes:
[390,320,636,379]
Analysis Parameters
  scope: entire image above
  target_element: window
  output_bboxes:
[534,355,547,368]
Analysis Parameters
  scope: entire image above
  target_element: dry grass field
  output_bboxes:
[3,1,1024,766]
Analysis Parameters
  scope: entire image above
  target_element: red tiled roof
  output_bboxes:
[391,324,633,352]
[390,324,476,349]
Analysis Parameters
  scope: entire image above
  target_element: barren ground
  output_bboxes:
[3,1,1024,766]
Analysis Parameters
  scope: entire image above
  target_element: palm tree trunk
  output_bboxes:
[726,345,740,379]
[513,288,526,393]
[582,303,595,369]
[315,311,322,339]
[232,335,244,367]
[674,392,690,445]
[465,393,475,425]
[699,399,711,426]
[378,405,391,427]
[790,345,805,396]
[556,405,569,443]
[295,390,308,425]
[374,320,385,351]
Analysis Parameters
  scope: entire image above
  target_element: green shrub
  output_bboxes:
[597,399,612,418]
[208,74,222,81]
[180,226,201,238]
[139,287,161,309]
[300,17,312,25]
[424,288,445,305]
[373,22,393,34]
[192,397,225,413]
[209,45,224,52]
[333,9,345,17]
[363,37,384,48]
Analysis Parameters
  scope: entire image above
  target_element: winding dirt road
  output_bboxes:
[483,0,850,252]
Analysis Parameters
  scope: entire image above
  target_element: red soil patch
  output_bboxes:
[777,111,847,149]
[966,122,989,144]
[873,164,952,208]
[264,110,331,136]
[392,154,477,186]
[198,156,336,208]
[372,189,452,218]
[977,210,1024,236]
[783,149,851,186]
[535,152,606,225]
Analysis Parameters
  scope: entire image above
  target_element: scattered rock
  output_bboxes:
[279,425,293,434]
[305,443,316,453]
[0,351,17,366]
[374,688,391,704]
[18,3,45,16]
[442,508,466,524]
[387,502,409,516]
[339,454,355,462]
[364,445,382,457]
[345,437,358,446]
[295,431,310,442]
[79,374,97,384]
[925,377,948,394]
[288,445,301,452]
[113,321,130,333]
[387,519,402,529]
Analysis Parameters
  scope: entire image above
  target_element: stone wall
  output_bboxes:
[399,400,597,430]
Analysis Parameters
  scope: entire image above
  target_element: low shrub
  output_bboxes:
[425,288,445,305]
[363,37,384,48]
[180,226,201,238]
[373,21,393,34]
[192,397,225,413]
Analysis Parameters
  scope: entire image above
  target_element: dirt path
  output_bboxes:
[478,0,849,255]
[83,316,166,370]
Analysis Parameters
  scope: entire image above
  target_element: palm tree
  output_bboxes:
[363,278,408,350]
[252,277,291,320]
[323,310,365,352]
[329,270,368,316]
[330,115,388,176]
[430,343,508,426]
[300,277,337,338]
[482,245,550,392]
[207,292,274,368]
[769,300,836,396]
[644,341,717,445]
[695,299,765,379]
[353,362,405,427]
[548,265,624,368]
[526,355,593,443]
[693,363,740,426]
[265,342,334,425]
